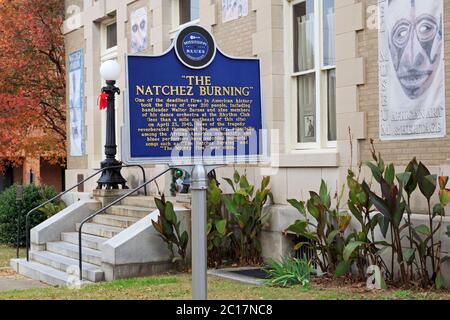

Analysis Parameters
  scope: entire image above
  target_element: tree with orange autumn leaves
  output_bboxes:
[0,0,66,171]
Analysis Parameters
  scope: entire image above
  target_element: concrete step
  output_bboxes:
[46,241,102,266]
[61,232,107,251]
[106,205,154,219]
[76,222,124,238]
[92,214,140,228]
[10,259,91,287]
[29,251,104,282]
[120,196,160,209]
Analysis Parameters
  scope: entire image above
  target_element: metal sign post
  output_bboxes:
[190,164,208,300]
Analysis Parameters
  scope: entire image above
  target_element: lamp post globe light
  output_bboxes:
[97,60,128,190]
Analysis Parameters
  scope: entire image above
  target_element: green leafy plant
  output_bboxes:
[287,180,353,277]
[37,201,66,218]
[207,179,232,267]
[264,256,312,287]
[0,184,56,246]
[362,148,411,285]
[223,171,272,265]
[362,142,448,288]
[345,168,390,280]
[152,195,189,267]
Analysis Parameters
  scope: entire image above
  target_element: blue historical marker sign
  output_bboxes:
[123,25,265,165]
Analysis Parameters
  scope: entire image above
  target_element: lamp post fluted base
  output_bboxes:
[96,158,128,190]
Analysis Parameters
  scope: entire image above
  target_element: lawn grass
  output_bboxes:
[0,246,448,300]
[0,245,21,269]
[0,273,448,300]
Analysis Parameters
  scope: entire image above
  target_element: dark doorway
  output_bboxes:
[0,165,13,193]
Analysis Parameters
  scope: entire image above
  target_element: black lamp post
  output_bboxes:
[97,60,128,190]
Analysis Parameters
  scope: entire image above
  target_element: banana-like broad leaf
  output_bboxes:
[155,197,165,212]
[396,172,411,189]
[343,241,363,262]
[326,230,339,246]
[362,181,391,236]
[215,219,227,236]
[435,272,444,290]
[367,162,382,183]
[319,180,331,208]
[417,162,436,200]
[287,199,306,216]
[306,198,320,220]
[385,164,395,185]
[415,224,430,235]
[223,196,238,215]
[287,220,308,235]
[348,202,364,225]
[335,261,350,278]
[403,248,415,265]
[404,158,418,196]
[180,231,189,248]
[164,201,177,224]
[223,178,236,192]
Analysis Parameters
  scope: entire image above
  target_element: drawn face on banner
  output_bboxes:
[131,7,148,53]
[387,0,442,100]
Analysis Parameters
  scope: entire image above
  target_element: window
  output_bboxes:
[106,22,117,49]
[173,0,200,29]
[291,0,336,148]
[101,19,118,61]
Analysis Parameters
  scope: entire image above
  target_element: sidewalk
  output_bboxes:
[0,268,47,292]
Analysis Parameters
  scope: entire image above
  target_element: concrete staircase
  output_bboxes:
[11,196,171,287]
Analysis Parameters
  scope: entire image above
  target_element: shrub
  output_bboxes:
[207,179,232,267]
[264,256,312,287]
[152,195,189,268]
[223,171,272,265]
[0,184,57,246]
[363,145,448,289]
[37,201,66,218]
[287,180,355,277]
[287,142,450,289]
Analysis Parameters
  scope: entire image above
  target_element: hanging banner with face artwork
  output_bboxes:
[68,49,85,156]
[378,0,445,140]
[131,7,148,53]
[222,0,248,23]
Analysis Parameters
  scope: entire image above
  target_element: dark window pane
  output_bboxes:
[179,0,199,25]
[106,22,117,49]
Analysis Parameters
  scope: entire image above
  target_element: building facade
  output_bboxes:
[63,0,449,260]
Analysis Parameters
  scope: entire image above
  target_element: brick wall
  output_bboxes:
[212,0,256,57]
[358,0,450,166]
[40,160,63,192]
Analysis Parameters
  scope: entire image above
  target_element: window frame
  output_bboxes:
[101,18,118,61]
[286,0,336,151]
[170,0,200,38]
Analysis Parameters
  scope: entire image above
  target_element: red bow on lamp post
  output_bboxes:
[97,92,108,110]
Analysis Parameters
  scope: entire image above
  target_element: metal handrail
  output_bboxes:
[77,167,172,281]
[24,164,148,261]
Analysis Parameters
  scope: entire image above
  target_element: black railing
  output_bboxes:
[77,168,172,281]
[23,164,148,261]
